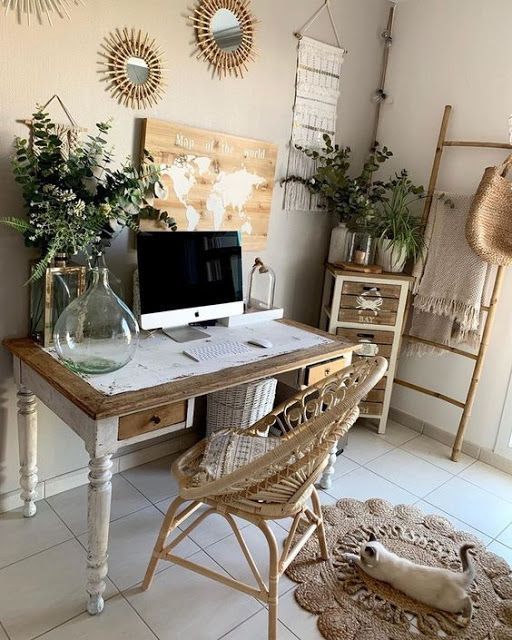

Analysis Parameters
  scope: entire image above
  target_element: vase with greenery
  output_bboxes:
[374,170,425,272]
[281,134,393,263]
[1,108,175,372]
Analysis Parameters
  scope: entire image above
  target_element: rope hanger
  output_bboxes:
[294,0,344,51]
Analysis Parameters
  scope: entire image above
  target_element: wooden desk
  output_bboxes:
[3,320,355,615]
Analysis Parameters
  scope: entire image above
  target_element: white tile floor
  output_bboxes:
[2,419,512,640]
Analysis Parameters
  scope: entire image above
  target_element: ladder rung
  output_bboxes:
[394,379,465,409]
[444,140,512,150]
[402,335,478,360]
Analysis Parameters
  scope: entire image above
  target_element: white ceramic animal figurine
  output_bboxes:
[345,533,475,621]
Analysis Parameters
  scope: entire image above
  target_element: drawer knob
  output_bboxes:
[325,368,331,376]
[150,415,161,425]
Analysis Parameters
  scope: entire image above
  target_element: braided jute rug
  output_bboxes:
[285,498,512,640]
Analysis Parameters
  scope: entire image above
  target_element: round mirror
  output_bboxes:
[126,56,150,85]
[210,8,242,52]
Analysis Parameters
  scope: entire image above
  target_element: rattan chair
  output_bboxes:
[143,357,387,640]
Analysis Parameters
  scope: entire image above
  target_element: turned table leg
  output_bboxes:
[319,441,337,491]
[86,454,113,615]
[17,387,38,518]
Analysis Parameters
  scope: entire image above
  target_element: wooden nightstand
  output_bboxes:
[320,264,414,434]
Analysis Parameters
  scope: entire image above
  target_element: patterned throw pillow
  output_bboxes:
[192,430,282,486]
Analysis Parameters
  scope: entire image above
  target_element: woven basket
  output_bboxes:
[206,377,278,436]
[466,155,512,266]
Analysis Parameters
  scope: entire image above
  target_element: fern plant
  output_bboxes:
[1,109,175,280]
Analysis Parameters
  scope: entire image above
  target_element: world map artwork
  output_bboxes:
[141,120,278,251]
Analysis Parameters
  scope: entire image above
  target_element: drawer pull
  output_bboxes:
[324,368,331,376]
[357,333,375,339]
[150,415,161,425]
[363,286,379,292]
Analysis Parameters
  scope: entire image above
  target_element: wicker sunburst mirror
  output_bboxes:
[2,0,85,25]
[99,28,166,110]
[191,0,258,78]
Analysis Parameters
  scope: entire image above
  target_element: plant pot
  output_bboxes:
[328,223,349,264]
[377,239,407,273]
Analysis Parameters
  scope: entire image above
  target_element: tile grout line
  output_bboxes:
[117,591,160,640]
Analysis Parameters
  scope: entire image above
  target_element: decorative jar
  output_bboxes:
[345,232,377,266]
[53,267,139,375]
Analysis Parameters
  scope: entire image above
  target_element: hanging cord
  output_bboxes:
[370,4,397,149]
[294,0,345,51]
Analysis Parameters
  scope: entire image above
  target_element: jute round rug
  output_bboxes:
[286,498,512,640]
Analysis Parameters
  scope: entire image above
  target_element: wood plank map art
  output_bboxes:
[141,119,278,250]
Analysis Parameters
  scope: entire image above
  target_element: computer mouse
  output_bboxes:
[248,338,273,349]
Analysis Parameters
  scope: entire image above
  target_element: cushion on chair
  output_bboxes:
[191,429,282,486]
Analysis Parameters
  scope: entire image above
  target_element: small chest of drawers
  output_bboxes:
[320,265,413,434]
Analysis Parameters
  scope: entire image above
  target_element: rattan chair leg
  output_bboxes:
[142,496,186,591]
[311,488,329,561]
[258,520,280,640]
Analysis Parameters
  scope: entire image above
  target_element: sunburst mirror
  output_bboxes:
[190,0,258,78]
[2,0,85,25]
[99,28,166,110]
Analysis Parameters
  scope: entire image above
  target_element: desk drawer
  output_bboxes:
[305,356,349,386]
[338,307,397,327]
[337,328,394,358]
[342,281,401,299]
[118,401,187,441]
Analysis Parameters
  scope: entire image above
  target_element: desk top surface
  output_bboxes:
[4,320,356,421]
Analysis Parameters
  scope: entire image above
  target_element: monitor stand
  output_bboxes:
[162,326,210,343]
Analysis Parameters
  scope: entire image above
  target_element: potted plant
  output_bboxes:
[281,135,393,263]
[1,108,175,349]
[374,170,425,272]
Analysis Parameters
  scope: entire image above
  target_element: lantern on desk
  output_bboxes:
[29,254,87,347]
[247,258,276,311]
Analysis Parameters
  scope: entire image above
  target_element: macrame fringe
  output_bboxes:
[414,294,481,335]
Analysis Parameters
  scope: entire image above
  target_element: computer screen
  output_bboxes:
[137,231,244,329]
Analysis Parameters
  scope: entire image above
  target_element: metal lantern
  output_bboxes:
[29,255,86,347]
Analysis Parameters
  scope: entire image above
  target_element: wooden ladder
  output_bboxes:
[395,104,511,461]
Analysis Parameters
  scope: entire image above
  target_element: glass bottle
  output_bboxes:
[345,232,377,266]
[248,258,276,310]
[53,267,139,375]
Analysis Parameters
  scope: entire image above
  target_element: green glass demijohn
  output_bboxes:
[53,266,139,375]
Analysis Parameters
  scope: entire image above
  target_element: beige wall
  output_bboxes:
[380,0,512,450]
[0,0,389,501]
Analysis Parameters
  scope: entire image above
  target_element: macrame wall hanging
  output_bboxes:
[283,0,346,212]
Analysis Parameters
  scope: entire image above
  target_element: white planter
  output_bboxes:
[377,239,407,273]
[328,223,348,264]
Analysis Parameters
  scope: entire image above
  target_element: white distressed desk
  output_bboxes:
[3,320,355,615]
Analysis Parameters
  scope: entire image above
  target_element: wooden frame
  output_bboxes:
[190,0,258,78]
[4,0,85,26]
[99,28,166,110]
[397,105,511,461]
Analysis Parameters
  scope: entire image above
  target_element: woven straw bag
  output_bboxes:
[466,154,512,266]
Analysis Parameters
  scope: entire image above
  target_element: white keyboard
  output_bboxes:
[183,341,252,362]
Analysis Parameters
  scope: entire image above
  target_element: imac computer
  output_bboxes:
[137,231,244,341]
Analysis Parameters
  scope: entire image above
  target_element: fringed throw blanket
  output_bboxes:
[407,194,489,356]
[283,36,345,212]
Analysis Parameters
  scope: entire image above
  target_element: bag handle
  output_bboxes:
[498,154,512,177]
